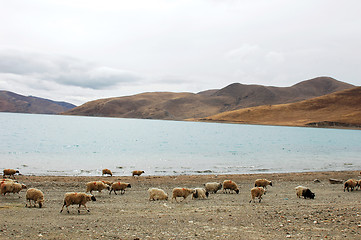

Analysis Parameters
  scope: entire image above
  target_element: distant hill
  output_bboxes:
[64,77,354,120]
[195,87,361,128]
[0,91,76,114]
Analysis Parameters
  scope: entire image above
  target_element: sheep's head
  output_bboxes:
[127,183,132,188]
[38,199,44,208]
[192,190,199,199]
[91,195,96,201]
[235,189,239,194]
[269,181,273,186]
[21,184,27,189]
[205,191,209,198]
[15,170,20,173]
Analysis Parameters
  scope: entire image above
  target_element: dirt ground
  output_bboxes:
[1,171,360,240]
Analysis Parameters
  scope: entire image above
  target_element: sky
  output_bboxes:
[0,0,360,105]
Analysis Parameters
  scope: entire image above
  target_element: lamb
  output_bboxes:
[222,180,239,194]
[172,187,195,202]
[204,182,222,194]
[102,168,112,177]
[254,179,273,189]
[109,182,131,195]
[132,170,145,176]
[60,192,96,214]
[192,188,209,199]
[1,182,27,196]
[86,181,110,194]
[3,169,20,179]
[344,179,358,192]
[25,188,45,208]
[148,188,168,201]
[249,187,266,203]
[295,186,315,199]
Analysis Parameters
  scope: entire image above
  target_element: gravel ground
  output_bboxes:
[1,171,361,239]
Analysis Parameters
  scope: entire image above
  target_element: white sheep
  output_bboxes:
[25,188,45,208]
[109,182,131,195]
[192,188,209,199]
[60,192,97,214]
[0,182,27,196]
[171,188,195,202]
[204,182,222,194]
[86,181,110,194]
[102,169,113,177]
[249,187,266,203]
[3,169,20,179]
[148,188,168,201]
[344,179,358,192]
[254,179,273,189]
[222,180,239,194]
[132,170,145,176]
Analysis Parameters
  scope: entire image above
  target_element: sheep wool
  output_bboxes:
[344,179,358,192]
[1,182,26,196]
[223,180,240,194]
[172,188,195,202]
[204,182,222,194]
[102,169,112,176]
[3,169,19,179]
[249,187,266,203]
[109,182,131,195]
[86,181,110,194]
[132,170,145,176]
[192,188,209,199]
[60,192,96,214]
[26,188,45,208]
[254,179,273,189]
[148,188,168,201]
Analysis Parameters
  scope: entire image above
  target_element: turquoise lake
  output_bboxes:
[1,112,360,176]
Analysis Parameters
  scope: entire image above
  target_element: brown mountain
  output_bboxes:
[0,91,76,114]
[64,77,354,120]
[196,87,361,128]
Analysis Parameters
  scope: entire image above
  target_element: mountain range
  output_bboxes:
[0,90,76,114]
[64,77,355,120]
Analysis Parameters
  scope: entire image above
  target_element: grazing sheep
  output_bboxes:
[295,186,315,199]
[192,188,209,199]
[204,182,222,194]
[254,179,273,189]
[249,187,266,203]
[132,170,145,176]
[86,181,110,194]
[3,169,20,179]
[172,188,195,202]
[60,192,96,214]
[102,169,112,177]
[109,182,131,195]
[25,188,44,208]
[148,188,168,201]
[344,179,358,192]
[1,182,27,196]
[223,180,239,194]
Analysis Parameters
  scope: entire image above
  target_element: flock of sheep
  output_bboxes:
[2,168,361,214]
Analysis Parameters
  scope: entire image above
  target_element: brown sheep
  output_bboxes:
[60,192,96,214]
[132,170,145,176]
[109,182,131,195]
[295,186,315,199]
[254,179,272,189]
[86,181,110,194]
[25,188,45,208]
[3,169,20,179]
[1,182,27,196]
[222,180,239,194]
[344,179,358,192]
[172,188,195,202]
[249,187,266,203]
[102,169,112,176]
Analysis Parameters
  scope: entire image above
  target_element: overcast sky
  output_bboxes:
[0,0,360,105]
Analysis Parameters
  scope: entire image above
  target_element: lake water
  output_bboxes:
[1,112,360,176]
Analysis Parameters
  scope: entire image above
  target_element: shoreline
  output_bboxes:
[1,170,360,239]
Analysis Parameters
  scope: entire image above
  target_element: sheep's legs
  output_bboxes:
[60,204,70,213]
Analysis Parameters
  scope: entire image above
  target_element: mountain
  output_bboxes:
[196,87,361,128]
[0,91,76,114]
[64,77,355,120]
